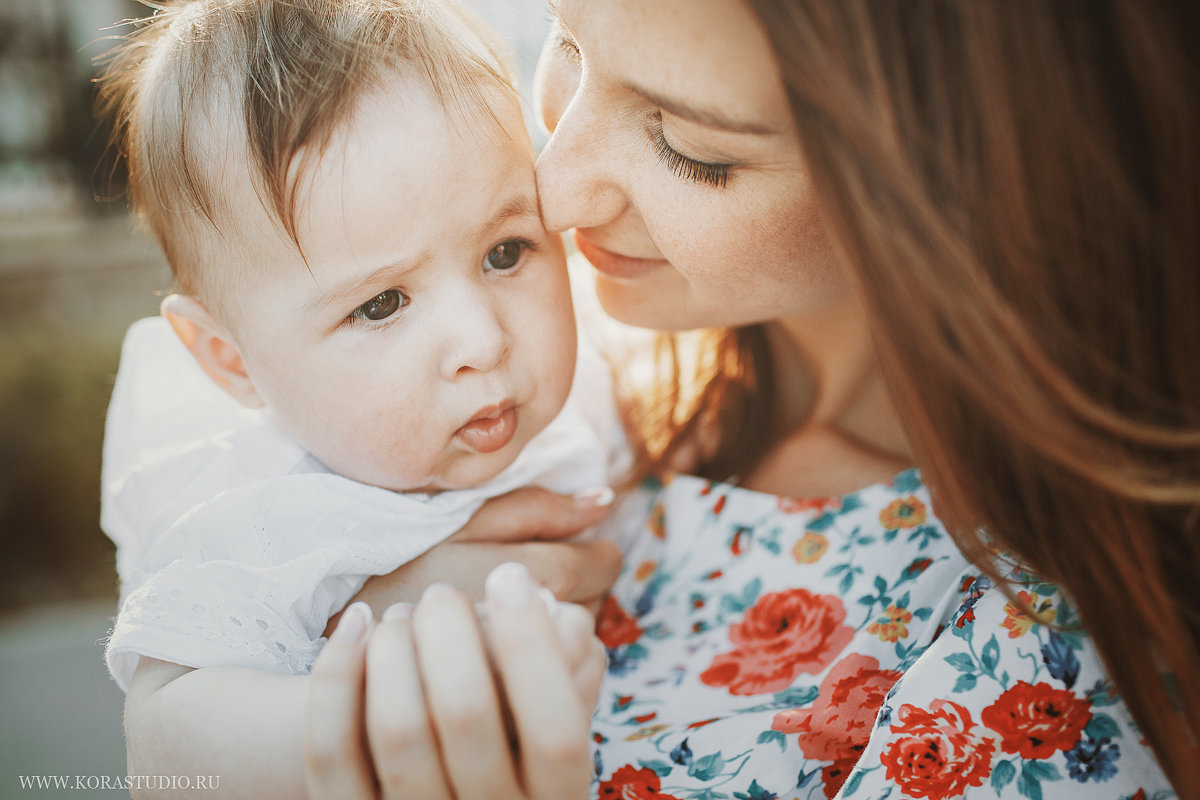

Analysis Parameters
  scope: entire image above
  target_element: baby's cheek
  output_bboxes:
[325,410,435,490]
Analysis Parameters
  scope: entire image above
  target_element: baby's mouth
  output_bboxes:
[456,401,518,454]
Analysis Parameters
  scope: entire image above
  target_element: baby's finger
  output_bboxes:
[572,635,608,713]
[485,563,593,800]
[551,600,599,672]
[552,602,608,710]
[304,603,377,800]
[365,605,454,800]
[412,583,525,800]
[407,538,622,606]
[515,538,623,604]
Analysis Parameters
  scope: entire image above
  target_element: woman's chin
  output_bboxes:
[592,272,694,332]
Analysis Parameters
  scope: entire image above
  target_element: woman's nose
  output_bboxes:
[533,45,626,234]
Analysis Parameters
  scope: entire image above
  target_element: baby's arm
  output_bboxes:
[125,658,313,799]
[328,484,621,631]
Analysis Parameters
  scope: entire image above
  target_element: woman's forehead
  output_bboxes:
[553,0,793,134]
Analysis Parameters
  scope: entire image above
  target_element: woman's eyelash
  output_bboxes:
[557,34,580,60]
[651,123,731,188]
[552,19,580,61]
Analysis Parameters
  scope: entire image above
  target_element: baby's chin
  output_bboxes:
[352,450,523,496]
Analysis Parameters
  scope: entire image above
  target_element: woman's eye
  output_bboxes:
[351,289,408,322]
[484,240,529,272]
[651,121,731,189]
[554,22,580,63]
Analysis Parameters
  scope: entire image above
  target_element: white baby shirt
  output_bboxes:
[101,316,628,691]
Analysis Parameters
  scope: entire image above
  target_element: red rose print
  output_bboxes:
[597,765,682,800]
[881,699,996,799]
[772,653,902,762]
[981,681,1092,759]
[699,588,855,695]
[820,759,857,800]
[687,717,720,729]
[778,495,840,514]
[730,527,750,555]
[597,596,643,649]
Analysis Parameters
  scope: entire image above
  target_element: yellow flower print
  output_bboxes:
[1001,590,1056,638]
[648,502,666,539]
[867,605,913,642]
[625,723,671,741]
[879,496,928,529]
[792,532,829,564]
[635,560,658,582]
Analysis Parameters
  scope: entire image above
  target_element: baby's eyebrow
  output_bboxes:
[477,194,540,238]
[302,193,540,316]
[303,257,425,316]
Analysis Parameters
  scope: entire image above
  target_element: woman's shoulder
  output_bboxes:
[839,569,1176,799]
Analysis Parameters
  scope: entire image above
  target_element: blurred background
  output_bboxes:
[0,1,550,796]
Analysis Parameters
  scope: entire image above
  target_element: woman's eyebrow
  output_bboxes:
[626,80,777,136]
[544,0,774,137]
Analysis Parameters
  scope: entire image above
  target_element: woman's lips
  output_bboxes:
[573,230,664,280]
[456,403,518,454]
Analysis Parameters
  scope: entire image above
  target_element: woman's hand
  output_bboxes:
[305,563,604,800]
[327,486,621,636]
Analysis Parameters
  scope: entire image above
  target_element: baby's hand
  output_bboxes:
[479,564,607,730]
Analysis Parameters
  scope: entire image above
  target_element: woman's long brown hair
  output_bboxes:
[740,0,1199,790]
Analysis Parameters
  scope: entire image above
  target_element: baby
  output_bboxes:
[98,0,626,689]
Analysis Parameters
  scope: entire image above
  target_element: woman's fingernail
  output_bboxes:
[382,602,414,622]
[573,486,614,508]
[330,602,370,644]
[420,582,455,604]
[486,562,536,611]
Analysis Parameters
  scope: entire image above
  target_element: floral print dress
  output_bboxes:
[591,470,1175,800]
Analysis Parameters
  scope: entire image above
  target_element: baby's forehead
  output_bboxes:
[292,78,535,241]
[201,76,537,302]
[209,67,529,240]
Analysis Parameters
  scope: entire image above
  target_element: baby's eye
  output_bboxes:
[351,289,408,322]
[484,239,529,272]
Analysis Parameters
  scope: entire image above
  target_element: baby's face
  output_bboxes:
[226,77,577,492]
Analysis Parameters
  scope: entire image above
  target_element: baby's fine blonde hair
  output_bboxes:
[98,0,514,305]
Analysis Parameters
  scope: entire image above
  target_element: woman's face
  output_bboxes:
[534,0,849,331]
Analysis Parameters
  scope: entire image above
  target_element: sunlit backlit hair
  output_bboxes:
[97,0,514,311]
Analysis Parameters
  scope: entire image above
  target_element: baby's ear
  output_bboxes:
[160,294,265,409]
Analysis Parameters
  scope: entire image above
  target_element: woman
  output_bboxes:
[308,0,1198,797]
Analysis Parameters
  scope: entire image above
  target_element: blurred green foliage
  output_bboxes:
[0,326,122,608]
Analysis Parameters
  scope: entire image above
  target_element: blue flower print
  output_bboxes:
[1066,737,1121,782]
